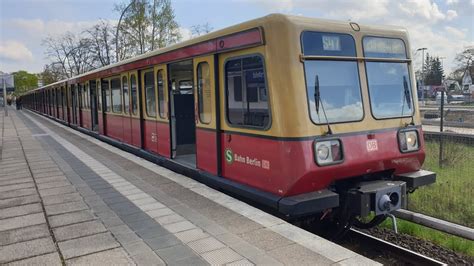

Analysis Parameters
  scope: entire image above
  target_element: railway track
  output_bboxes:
[345,228,447,265]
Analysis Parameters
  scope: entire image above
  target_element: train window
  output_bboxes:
[157,70,166,119]
[304,60,363,124]
[122,76,129,114]
[111,78,122,113]
[225,55,270,128]
[105,82,111,112]
[97,81,102,111]
[301,32,356,57]
[144,71,156,117]
[197,62,211,124]
[130,75,138,115]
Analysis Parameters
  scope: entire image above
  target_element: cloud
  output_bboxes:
[0,40,34,62]
[444,26,466,39]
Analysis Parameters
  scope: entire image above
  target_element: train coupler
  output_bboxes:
[346,180,407,217]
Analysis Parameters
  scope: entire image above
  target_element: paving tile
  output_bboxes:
[132,250,166,265]
[238,228,294,251]
[45,201,88,216]
[48,210,96,228]
[163,220,196,233]
[175,228,209,244]
[0,182,35,192]
[58,232,120,259]
[6,252,62,266]
[42,192,83,206]
[155,214,185,225]
[146,207,173,218]
[65,248,133,265]
[200,247,243,265]
[226,259,255,266]
[0,212,46,232]
[122,240,154,256]
[37,180,71,190]
[267,243,334,265]
[39,186,76,197]
[101,216,125,227]
[0,188,37,200]
[0,177,33,187]
[188,237,226,254]
[173,256,209,266]
[0,237,56,264]
[144,234,180,250]
[113,232,142,244]
[0,203,42,219]
[0,196,40,212]
[139,202,166,212]
[155,244,198,264]
[0,224,50,246]
[35,176,68,184]
[134,224,169,239]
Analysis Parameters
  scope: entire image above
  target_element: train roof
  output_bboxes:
[30,13,408,93]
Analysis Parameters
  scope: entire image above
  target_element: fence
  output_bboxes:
[406,132,474,228]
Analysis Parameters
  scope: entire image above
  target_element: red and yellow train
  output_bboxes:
[23,14,435,229]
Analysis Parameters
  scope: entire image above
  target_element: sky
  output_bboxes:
[0,0,473,75]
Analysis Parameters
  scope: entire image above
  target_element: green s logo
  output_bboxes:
[225,148,233,164]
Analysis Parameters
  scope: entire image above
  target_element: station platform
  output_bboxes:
[0,107,378,265]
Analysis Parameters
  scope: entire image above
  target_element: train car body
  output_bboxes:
[23,14,435,225]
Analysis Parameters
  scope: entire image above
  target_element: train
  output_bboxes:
[22,14,436,233]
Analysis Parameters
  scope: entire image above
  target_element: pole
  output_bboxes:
[3,78,7,117]
[439,87,445,168]
[420,48,427,105]
[116,0,136,62]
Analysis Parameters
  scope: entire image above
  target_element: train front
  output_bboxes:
[275,21,436,230]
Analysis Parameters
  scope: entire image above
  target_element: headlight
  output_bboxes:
[398,130,419,152]
[314,140,343,166]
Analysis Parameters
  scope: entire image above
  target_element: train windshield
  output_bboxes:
[363,37,413,118]
[302,32,364,124]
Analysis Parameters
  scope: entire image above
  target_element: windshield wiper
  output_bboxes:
[403,76,411,109]
[400,75,414,126]
[314,75,333,135]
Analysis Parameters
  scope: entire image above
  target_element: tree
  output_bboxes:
[191,22,213,37]
[40,63,64,86]
[453,47,474,82]
[13,71,38,95]
[423,54,444,86]
[115,0,181,60]
[43,32,95,78]
[85,20,116,67]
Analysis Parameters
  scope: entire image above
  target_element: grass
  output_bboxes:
[379,218,474,258]
[407,140,474,228]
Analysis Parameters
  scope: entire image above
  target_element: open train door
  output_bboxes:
[193,55,218,175]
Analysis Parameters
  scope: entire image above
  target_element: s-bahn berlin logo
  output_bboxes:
[225,148,234,164]
[224,148,270,170]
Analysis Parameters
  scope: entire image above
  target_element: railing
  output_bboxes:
[407,132,474,228]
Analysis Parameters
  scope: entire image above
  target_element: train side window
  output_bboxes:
[157,70,166,118]
[130,75,138,115]
[97,81,102,111]
[122,76,129,114]
[105,81,111,112]
[111,78,122,113]
[225,55,269,128]
[144,71,156,117]
[197,62,211,124]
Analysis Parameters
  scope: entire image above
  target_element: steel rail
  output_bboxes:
[347,228,447,266]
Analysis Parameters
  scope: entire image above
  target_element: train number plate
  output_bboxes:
[366,139,378,152]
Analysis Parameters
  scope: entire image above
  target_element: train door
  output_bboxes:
[101,79,110,135]
[90,80,99,131]
[193,55,218,174]
[121,73,132,144]
[97,79,104,134]
[129,72,141,147]
[78,84,83,126]
[169,60,196,166]
[141,69,159,153]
